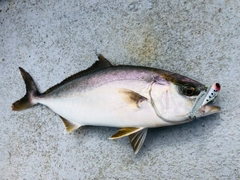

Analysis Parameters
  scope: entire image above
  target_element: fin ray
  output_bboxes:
[109,127,144,139]
[129,129,148,154]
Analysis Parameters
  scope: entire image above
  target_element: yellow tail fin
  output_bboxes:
[12,67,40,111]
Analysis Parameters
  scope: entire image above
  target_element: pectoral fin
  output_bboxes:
[60,116,81,133]
[118,88,147,108]
[109,127,144,139]
[129,129,148,154]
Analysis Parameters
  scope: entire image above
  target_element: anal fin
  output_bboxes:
[60,116,81,133]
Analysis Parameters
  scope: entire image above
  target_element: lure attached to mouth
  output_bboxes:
[201,83,221,106]
[190,83,221,119]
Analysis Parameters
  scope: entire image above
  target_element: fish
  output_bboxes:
[12,54,221,154]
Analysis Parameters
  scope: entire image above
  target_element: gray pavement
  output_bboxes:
[0,0,240,179]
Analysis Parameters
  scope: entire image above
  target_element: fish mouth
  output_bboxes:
[196,104,221,117]
[189,82,221,119]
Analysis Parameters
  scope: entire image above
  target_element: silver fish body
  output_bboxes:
[12,55,221,154]
[37,66,196,127]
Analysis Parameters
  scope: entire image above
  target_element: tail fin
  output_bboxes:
[12,67,40,111]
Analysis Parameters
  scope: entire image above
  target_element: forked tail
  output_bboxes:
[12,67,40,111]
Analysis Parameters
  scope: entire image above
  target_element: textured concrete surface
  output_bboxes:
[1,0,240,179]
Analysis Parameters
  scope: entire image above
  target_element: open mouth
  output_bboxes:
[198,103,221,117]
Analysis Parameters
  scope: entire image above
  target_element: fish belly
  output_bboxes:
[37,80,171,128]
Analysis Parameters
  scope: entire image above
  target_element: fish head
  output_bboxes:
[150,72,221,123]
[175,81,221,119]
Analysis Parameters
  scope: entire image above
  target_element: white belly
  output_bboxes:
[37,80,172,128]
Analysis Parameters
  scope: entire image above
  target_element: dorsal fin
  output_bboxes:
[43,54,112,94]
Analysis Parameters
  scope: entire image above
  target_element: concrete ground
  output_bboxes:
[1,0,240,179]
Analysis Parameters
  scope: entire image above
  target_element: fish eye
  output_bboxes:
[182,86,195,96]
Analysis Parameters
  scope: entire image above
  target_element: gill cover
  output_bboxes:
[149,76,208,123]
[149,82,193,123]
